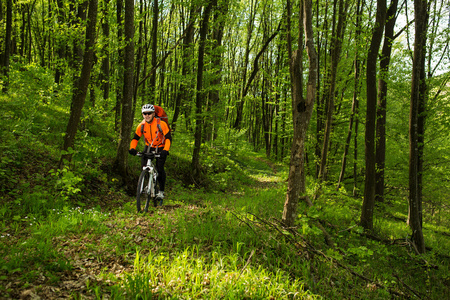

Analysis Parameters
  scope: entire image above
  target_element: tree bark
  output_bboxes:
[192,1,213,177]
[114,0,134,177]
[314,0,330,178]
[133,0,145,112]
[100,0,110,101]
[149,0,159,98]
[115,0,124,132]
[375,0,398,202]
[233,0,257,130]
[171,7,197,132]
[360,0,386,231]
[408,0,428,254]
[282,0,316,227]
[317,0,348,181]
[1,0,12,91]
[71,0,89,69]
[205,0,228,142]
[337,0,363,191]
[54,0,66,84]
[59,0,98,167]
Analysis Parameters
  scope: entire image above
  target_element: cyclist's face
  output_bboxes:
[143,112,155,122]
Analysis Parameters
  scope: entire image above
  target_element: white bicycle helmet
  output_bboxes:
[141,104,155,113]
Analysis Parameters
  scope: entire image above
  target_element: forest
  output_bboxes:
[1,0,449,298]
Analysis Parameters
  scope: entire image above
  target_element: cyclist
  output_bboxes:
[129,104,172,200]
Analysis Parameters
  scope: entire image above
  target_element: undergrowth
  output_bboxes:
[1,62,449,299]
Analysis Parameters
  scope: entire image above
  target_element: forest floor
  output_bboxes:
[1,97,449,299]
[2,156,295,299]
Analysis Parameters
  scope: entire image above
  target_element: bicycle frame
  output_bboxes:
[136,151,160,212]
[142,158,158,197]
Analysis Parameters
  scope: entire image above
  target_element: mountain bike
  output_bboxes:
[136,151,162,212]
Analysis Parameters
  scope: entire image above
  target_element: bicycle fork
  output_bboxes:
[145,167,157,197]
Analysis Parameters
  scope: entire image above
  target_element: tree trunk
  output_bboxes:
[233,0,257,130]
[408,0,428,254]
[375,0,398,202]
[360,0,386,231]
[172,7,197,132]
[54,0,66,84]
[205,0,228,142]
[100,0,110,101]
[314,0,329,178]
[318,0,348,181]
[1,0,12,91]
[71,0,89,69]
[114,0,134,178]
[115,0,124,132]
[192,2,213,177]
[282,0,316,227]
[132,0,145,112]
[149,0,159,98]
[235,21,281,131]
[59,0,98,167]
[337,0,363,191]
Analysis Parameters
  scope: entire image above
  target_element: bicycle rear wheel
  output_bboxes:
[136,170,152,212]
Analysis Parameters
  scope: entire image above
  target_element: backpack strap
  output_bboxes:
[156,118,165,145]
[141,123,149,146]
[156,118,163,134]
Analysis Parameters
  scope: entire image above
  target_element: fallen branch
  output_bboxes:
[261,217,410,298]
[393,273,428,300]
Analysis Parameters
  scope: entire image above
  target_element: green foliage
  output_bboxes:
[49,165,84,199]
[1,61,449,299]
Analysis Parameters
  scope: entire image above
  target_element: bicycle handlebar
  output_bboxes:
[137,152,160,159]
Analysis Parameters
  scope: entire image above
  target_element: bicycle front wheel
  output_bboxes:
[136,170,152,213]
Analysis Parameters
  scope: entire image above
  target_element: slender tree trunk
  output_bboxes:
[172,7,197,132]
[360,0,386,231]
[234,21,281,130]
[133,0,145,112]
[100,0,110,101]
[337,0,363,191]
[149,0,159,99]
[318,0,348,181]
[315,0,329,178]
[192,1,213,177]
[114,0,134,178]
[408,0,428,254]
[1,0,12,91]
[375,0,398,202]
[206,0,228,142]
[337,62,360,189]
[59,0,98,167]
[282,0,316,226]
[115,0,124,132]
[54,0,66,84]
[233,0,257,130]
[71,1,89,69]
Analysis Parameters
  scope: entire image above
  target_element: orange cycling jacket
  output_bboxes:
[129,118,172,151]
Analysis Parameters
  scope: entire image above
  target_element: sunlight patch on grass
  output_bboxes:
[119,247,316,299]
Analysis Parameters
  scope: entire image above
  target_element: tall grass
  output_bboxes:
[120,247,312,299]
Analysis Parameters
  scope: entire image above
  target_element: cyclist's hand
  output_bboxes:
[129,148,137,156]
[161,150,169,158]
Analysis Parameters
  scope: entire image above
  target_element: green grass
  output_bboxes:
[1,61,449,299]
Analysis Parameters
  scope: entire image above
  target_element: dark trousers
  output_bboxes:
[141,146,167,192]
